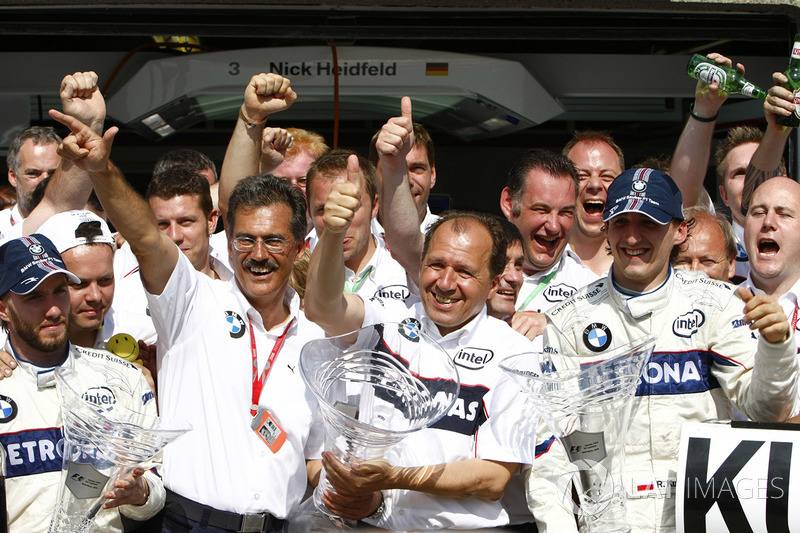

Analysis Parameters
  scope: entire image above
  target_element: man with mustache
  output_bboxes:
[60,72,326,533]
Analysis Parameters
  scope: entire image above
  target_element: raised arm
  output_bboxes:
[22,71,108,232]
[741,71,795,215]
[377,97,424,286]
[670,53,737,207]
[219,73,296,223]
[51,111,178,295]
[304,154,366,335]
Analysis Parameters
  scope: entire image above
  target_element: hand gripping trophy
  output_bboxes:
[288,322,460,531]
[501,337,655,533]
[49,366,189,533]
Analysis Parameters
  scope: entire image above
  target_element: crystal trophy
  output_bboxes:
[49,366,189,533]
[288,322,460,531]
[500,337,655,533]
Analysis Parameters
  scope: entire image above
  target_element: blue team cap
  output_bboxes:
[603,168,684,225]
[0,234,80,297]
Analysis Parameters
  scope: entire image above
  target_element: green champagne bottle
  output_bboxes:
[776,34,800,127]
[686,54,767,100]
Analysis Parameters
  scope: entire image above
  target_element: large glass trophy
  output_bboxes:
[500,337,655,533]
[50,366,189,533]
[289,322,460,532]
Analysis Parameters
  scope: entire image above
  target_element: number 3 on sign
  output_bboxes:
[229,62,240,76]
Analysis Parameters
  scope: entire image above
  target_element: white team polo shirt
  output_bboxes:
[0,204,23,242]
[146,252,324,517]
[111,238,233,346]
[371,204,440,241]
[742,274,800,414]
[344,236,416,303]
[732,220,750,283]
[361,297,533,530]
[515,249,599,314]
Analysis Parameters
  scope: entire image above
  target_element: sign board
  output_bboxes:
[677,421,800,533]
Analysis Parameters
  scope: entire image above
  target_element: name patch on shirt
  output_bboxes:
[1,427,63,478]
[634,350,736,396]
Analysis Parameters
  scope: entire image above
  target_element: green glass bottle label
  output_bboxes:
[742,83,756,97]
[693,62,727,87]
[792,41,800,59]
[792,88,800,118]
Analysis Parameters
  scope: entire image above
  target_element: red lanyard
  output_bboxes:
[792,301,798,332]
[250,317,294,416]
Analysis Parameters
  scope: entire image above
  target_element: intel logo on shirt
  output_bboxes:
[373,285,410,300]
[544,284,577,303]
[454,348,494,370]
[673,310,705,338]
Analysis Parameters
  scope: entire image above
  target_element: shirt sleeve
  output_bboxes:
[145,252,200,346]
[709,292,798,422]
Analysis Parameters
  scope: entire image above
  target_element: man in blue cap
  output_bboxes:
[0,234,163,532]
[528,168,799,533]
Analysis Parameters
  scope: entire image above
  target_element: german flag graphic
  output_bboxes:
[425,62,449,76]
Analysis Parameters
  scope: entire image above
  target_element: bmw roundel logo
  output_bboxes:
[0,394,18,423]
[582,323,612,352]
[631,180,647,193]
[28,244,44,255]
[225,311,247,339]
[398,318,421,342]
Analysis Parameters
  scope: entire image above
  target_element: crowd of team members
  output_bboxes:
[0,52,799,533]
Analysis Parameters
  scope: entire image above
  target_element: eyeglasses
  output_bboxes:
[232,236,294,254]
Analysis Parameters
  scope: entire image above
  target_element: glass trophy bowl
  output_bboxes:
[289,322,460,531]
[50,366,190,533]
[500,336,655,533]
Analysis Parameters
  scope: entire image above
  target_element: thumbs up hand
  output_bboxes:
[323,154,363,235]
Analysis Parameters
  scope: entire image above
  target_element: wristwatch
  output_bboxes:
[365,492,385,520]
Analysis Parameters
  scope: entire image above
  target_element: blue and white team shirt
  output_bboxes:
[360,296,534,530]
[0,343,162,533]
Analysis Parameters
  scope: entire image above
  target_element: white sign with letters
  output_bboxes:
[677,422,800,533]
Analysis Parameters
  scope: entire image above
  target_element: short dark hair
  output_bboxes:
[562,130,625,171]
[367,122,435,168]
[306,149,377,205]
[505,149,579,217]
[496,215,523,247]
[146,168,214,217]
[6,126,61,173]
[226,174,308,244]
[423,211,507,279]
[153,148,218,182]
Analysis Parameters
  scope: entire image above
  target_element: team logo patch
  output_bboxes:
[0,394,17,422]
[632,181,647,193]
[454,347,494,370]
[544,283,578,303]
[583,323,612,352]
[398,318,421,342]
[673,309,705,338]
[81,386,117,412]
[28,243,44,255]
[225,311,246,339]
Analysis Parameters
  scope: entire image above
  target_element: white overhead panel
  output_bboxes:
[105,46,564,142]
